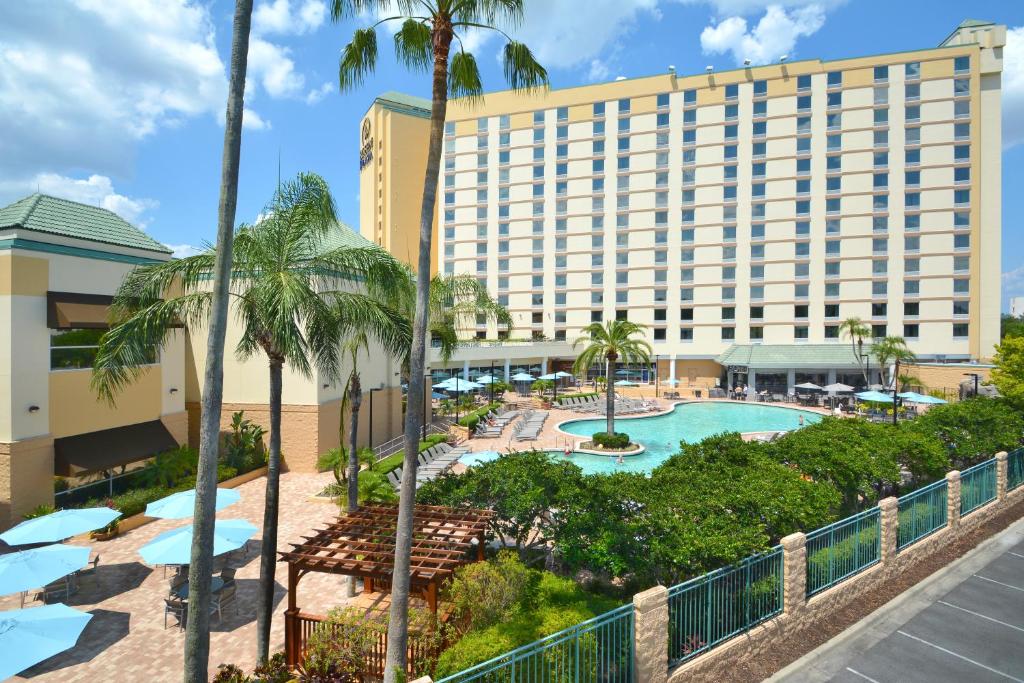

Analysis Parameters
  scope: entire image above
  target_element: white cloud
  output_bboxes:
[305,81,334,105]
[253,0,326,35]
[248,38,305,98]
[243,108,271,130]
[587,59,612,82]
[1003,26,1024,150]
[700,4,826,65]
[165,243,203,258]
[0,0,230,184]
[9,173,159,227]
[680,0,843,13]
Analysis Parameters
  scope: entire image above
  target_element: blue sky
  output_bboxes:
[1,0,1022,308]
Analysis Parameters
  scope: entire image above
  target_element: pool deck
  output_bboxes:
[454,398,831,466]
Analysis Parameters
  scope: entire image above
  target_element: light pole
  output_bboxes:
[489,360,495,404]
[892,357,901,426]
[368,387,382,451]
[422,372,430,441]
[655,354,660,398]
[964,372,980,398]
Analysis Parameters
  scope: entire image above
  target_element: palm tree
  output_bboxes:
[332,4,546,678]
[176,1,252,679]
[873,336,917,388]
[839,317,871,384]
[572,321,652,436]
[426,273,513,368]
[92,173,412,665]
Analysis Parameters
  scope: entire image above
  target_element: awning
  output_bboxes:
[54,420,179,476]
[716,343,868,370]
[47,292,113,330]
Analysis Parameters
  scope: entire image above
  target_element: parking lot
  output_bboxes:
[773,519,1024,683]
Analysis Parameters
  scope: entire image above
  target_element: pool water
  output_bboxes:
[558,402,821,474]
[457,402,821,476]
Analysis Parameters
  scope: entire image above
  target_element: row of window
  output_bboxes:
[448,58,971,135]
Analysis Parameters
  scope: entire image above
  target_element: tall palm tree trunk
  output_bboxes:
[256,357,283,662]
[345,372,362,598]
[384,20,453,683]
[606,354,616,435]
[184,1,251,680]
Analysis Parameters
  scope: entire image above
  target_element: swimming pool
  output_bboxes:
[457,402,822,475]
[556,401,822,474]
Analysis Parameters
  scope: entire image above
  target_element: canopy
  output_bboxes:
[0,507,121,546]
[144,488,240,520]
[0,544,90,596]
[898,392,948,405]
[614,380,638,386]
[139,519,256,565]
[0,603,93,680]
[823,382,855,394]
[474,375,498,384]
[538,373,558,380]
[794,382,823,391]
[433,378,481,392]
[554,371,574,379]
[856,390,895,403]
[53,420,178,477]
[510,373,535,382]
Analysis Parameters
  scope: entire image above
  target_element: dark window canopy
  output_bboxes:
[47,292,113,330]
[54,420,179,476]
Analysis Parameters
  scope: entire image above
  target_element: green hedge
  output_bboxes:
[80,463,241,518]
[457,401,504,431]
[554,392,599,405]
[592,432,631,449]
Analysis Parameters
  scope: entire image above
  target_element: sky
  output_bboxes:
[1,0,1022,308]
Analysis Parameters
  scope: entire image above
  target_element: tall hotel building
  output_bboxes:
[360,21,1005,389]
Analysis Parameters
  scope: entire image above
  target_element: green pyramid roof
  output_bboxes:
[716,344,869,369]
[0,194,171,254]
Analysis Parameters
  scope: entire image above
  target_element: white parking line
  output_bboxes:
[936,600,1024,633]
[1009,552,1024,559]
[845,667,882,683]
[974,574,1024,592]
[896,631,1024,682]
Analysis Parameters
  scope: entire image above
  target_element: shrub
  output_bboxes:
[446,550,534,631]
[909,398,1024,469]
[457,401,504,429]
[211,652,290,683]
[222,410,267,472]
[53,477,69,493]
[591,432,631,449]
[24,504,56,520]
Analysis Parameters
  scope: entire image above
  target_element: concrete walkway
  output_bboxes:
[769,516,1024,683]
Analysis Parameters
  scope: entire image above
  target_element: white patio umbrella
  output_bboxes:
[794,382,823,391]
[823,382,855,394]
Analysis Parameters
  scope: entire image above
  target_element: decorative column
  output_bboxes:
[826,368,837,385]
[946,470,962,529]
[747,369,757,401]
[668,354,677,382]
[633,585,669,683]
[463,359,470,379]
[786,368,796,394]
[879,497,899,568]
[504,358,511,381]
[780,532,807,614]
[996,451,1008,501]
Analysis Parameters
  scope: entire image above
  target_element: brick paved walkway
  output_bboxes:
[9,471,351,682]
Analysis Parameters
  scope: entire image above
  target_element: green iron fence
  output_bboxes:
[666,546,783,665]
[805,507,880,596]
[434,603,634,683]
[960,458,997,517]
[1007,448,1024,492]
[897,479,948,550]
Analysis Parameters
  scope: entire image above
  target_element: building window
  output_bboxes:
[654,328,667,341]
[905,62,920,80]
[904,324,919,339]
[750,326,764,341]
[795,326,809,340]
[824,325,839,339]
[722,327,735,340]
[904,302,919,317]
[954,56,970,74]
[953,323,969,338]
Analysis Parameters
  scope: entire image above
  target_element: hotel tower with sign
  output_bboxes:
[359,20,1005,392]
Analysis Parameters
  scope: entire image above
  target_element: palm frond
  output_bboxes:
[394,18,432,71]
[503,41,548,92]
[325,291,413,363]
[448,50,483,100]
[330,0,393,20]
[339,27,379,92]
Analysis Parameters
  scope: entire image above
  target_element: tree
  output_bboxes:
[425,273,513,368]
[572,320,652,435]
[93,173,411,664]
[991,336,1024,409]
[332,3,547,678]
[839,317,871,384]
[872,336,916,388]
[910,398,1024,469]
[1001,313,1024,339]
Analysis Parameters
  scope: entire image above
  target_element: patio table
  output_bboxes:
[172,576,224,600]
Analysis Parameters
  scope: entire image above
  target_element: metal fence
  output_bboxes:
[1007,448,1024,492]
[54,468,153,508]
[805,507,881,597]
[897,479,948,551]
[434,603,634,683]
[666,546,783,665]
[960,458,997,517]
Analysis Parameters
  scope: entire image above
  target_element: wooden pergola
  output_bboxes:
[280,503,492,668]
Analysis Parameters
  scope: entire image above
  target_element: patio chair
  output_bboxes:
[212,584,237,622]
[40,576,76,603]
[164,597,187,630]
[219,567,236,588]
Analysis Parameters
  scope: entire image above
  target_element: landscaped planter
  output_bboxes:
[574,441,646,457]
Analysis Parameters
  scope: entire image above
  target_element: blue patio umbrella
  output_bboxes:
[144,488,241,520]
[0,507,121,546]
[510,373,535,382]
[855,390,895,403]
[554,371,574,379]
[898,391,947,405]
[614,380,638,387]
[0,603,93,680]
[431,392,448,400]
[475,375,498,384]
[139,519,256,566]
[538,372,558,380]
[0,544,90,597]
[433,378,482,392]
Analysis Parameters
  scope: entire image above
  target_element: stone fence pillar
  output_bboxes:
[878,497,899,567]
[996,451,1008,501]
[946,470,961,529]
[410,677,433,683]
[633,585,669,683]
[780,532,807,614]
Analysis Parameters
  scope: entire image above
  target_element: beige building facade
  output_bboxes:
[363,20,1006,387]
